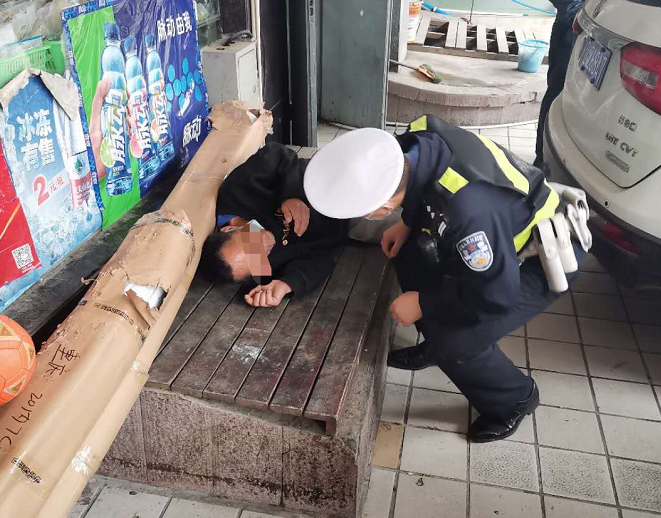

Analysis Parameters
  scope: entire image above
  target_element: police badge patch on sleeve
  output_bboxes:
[456,231,493,272]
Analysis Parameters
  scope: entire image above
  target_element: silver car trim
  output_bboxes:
[577,8,632,52]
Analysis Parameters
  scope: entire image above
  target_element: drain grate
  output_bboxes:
[410,12,548,64]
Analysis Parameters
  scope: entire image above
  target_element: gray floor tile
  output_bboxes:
[622,510,661,518]
[572,272,620,296]
[507,414,535,444]
[532,370,595,411]
[400,427,467,479]
[574,293,628,321]
[381,383,409,424]
[585,346,648,382]
[241,512,284,518]
[470,440,539,492]
[387,366,412,386]
[546,293,575,315]
[413,367,460,393]
[529,339,586,375]
[509,136,537,147]
[85,487,170,518]
[625,298,661,325]
[539,447,615,504]
[601,414,661,463]
[470,484,542,518]
[579,318,637,350]
[509,325,525,337]
[69,479,106,518]
[644,353,661,384]
[536,406,604,454]
[408,388,469,433]
[592,378,660,420]
[363,468,395,518]
[480,127,509,137]
[544,496,619,518]
[162,499,240,518]
[500,336,527,368]
[580,254,608,273]
[393,474,466,518]
[528,313,580,343]
[612,458,661,512]
[633,324,661,353]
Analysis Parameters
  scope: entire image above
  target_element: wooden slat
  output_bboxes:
[414,11,433,45]
[514,28,526,51]
[161,275,214,352]
[476,25,488,52]
[287,145,302,153]
[147,283,240,390]
[234,277,330,410]
[268,245,365,416]
[170,291,254,397]
[304,248,388,426]
[203,299,289,403]
[496,27,509,54]
[445,19,459,49]
[455,20,468,50]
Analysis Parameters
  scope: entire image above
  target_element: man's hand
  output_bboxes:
[90,78,110,182]
[381,219,411,258]
[245,280,292,307]
[390,291,422,327]
[281,198,310,237]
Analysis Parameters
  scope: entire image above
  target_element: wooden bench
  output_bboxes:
[5,147,396,518]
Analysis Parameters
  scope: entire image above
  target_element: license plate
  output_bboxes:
[579,37,612,90]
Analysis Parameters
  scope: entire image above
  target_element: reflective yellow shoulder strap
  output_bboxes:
[409,115,428,133]
[513,183,560,252]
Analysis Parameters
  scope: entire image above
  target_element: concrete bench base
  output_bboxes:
[99,270,396,518]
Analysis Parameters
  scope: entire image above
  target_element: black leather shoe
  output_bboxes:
[468,381,540,443]
[387,346,435,371]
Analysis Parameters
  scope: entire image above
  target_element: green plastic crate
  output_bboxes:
[0,40,67,89]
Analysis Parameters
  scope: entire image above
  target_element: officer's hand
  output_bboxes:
[245,280,292,307]
[390,291,422,327]
[281,198,310,236]
[381,220,411,258]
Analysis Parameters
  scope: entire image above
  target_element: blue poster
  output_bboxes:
[62,0,210,228]
[0,75,103,311]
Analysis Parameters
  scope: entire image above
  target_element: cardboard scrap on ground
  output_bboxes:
[0,101,273,518]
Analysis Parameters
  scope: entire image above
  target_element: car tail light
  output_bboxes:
[572,17,583,36]
[620,43,661,115]
[599,221,641,254]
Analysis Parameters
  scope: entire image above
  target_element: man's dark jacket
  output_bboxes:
[214,143,349,296]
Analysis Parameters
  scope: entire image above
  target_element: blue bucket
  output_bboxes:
[517,39,549,73]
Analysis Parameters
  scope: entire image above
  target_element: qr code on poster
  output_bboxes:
[12,244,34,270]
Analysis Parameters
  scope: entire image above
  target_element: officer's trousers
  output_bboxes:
[393,238,583,421]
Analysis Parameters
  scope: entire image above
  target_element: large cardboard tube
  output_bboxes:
[0,102,272,518]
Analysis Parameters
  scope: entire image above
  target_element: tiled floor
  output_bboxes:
[71,121,661,517]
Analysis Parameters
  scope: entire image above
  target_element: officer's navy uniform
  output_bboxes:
[393,115,584,423]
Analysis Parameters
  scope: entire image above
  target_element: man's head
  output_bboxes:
[200,222,273,284]
[304,128,405,219]
[363,157,409,220]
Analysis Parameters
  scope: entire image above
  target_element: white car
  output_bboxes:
[544,0,661,289]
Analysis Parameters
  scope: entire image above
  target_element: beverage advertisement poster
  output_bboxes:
[0,145,40,289]
[0,75,102,312]
[62,0,210,228]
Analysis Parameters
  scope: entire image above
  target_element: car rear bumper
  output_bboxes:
[544,101,661,289]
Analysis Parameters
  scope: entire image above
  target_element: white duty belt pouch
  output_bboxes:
[528,183,593,293]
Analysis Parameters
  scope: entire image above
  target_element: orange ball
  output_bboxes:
[0,316,36,407]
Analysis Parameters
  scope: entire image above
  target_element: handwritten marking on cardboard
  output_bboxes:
[0,392,43,447]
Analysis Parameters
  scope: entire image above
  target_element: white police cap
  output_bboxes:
[304,128,405,219]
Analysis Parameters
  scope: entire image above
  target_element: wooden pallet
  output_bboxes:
[411,11,548,64]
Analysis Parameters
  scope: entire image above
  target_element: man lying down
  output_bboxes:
[199,142,394,307]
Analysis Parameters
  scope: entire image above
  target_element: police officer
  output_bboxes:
[304,115,585,443]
